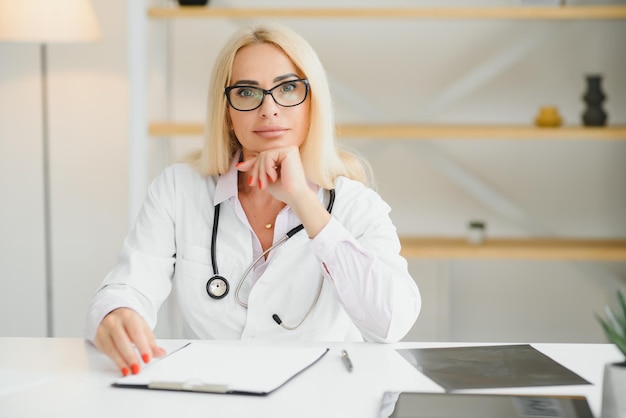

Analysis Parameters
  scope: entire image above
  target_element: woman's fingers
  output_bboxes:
[125,315,166,365]
[124,313,154,366]
[236,157,259,187]
[108,313,143,374]
[235,158,254,172]
[235,147,309,209]
[256,155,273,190]
[95,308,162,376]
[113,332,137,374]
[261,152,280,185]
[95,328,131,376]
[237,154,272,190]
[236,149,291,190]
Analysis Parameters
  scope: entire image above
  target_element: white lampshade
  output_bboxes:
[0,0,101,43]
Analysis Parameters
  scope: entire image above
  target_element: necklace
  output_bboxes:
[237,185,279,231]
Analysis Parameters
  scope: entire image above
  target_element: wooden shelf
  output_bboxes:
[149,122,626,140]
[399,237,626,260]
[339,124,626,140]
[148,6,626,20]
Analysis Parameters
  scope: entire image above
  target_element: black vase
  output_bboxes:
[582,75,608,126]
[178,0,209,5]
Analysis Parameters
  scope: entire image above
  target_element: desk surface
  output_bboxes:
[0,338,621,418]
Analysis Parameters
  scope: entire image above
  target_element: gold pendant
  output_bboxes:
[265,223,272,229]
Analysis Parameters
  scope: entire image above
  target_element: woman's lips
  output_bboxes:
[254,126,288,139]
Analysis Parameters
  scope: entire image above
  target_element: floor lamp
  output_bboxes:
[0,0,100,337]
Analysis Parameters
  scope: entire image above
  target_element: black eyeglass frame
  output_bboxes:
[224,79,310,112]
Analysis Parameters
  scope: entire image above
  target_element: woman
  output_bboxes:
[85,24,421,377]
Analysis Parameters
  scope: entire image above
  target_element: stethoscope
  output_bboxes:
[206,189,335,330]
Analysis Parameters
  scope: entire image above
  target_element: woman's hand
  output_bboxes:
[236,145,309,206]
[237,146,331,238]
[94,307,166,376]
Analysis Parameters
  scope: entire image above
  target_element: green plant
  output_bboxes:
[596,290,626,360]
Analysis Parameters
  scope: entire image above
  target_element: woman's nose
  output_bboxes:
[259,93,280,117]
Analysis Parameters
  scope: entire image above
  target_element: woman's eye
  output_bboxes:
[280,82,297,93]
[236,87,256,97]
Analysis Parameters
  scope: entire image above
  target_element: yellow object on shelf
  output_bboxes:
[535,106,563,127]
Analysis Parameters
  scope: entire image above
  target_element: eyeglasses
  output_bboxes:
[224,79,309,112]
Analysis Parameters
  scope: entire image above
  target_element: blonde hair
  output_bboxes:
[188,24,371,188]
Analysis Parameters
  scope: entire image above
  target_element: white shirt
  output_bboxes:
[85,161,421,343]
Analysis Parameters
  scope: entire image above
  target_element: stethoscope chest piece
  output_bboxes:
[206,275,229,299]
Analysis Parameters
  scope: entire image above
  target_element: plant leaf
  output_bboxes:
[596,313,626,358]
[604,306,621,331]
[617,290,626,331]
[612,335,626,358]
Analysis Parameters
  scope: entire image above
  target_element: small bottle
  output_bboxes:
[467,221,486,245]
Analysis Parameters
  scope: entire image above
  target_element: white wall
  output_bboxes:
[48,0,129,337]
[0,0,624,341]
[0,0,129,337]
[0,44,46,336]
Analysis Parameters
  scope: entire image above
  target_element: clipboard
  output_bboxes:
[113,342,329,396]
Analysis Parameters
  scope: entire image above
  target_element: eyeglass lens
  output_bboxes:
[226,79,308,111]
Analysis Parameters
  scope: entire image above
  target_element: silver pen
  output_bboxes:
[341,349,353,372]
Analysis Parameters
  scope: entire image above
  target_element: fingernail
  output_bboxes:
[258,180,263,189]
[236,162,243,168]
[142,353,150,363]
[248,176,253,186]
[131,363,140,375]
[122,367,129,377]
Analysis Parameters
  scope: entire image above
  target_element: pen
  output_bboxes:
[341,349,353,372]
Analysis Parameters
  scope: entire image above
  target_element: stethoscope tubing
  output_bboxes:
[271,272,324,330]
[208,188,335,329]
[234,234,289,309]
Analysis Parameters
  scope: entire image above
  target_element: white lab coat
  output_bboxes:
[85,163,421,343]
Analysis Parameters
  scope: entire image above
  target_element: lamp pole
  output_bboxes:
[40,43,54,336]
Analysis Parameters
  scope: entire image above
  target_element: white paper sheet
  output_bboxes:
[114,342,329,395]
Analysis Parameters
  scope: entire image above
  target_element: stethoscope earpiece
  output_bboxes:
[206,275,229,299]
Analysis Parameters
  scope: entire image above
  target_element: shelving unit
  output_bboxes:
[148,5,626,20]
[149,122,626,140]
[137,4,626,261]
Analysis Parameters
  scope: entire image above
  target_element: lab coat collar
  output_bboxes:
[213,151,241,207]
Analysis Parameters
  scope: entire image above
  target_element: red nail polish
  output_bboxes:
[258,180,263,189]
[248,176,253,186]
[122,367,129,377]
[236,162,243,168]
[142,353,150,363]
[131,364,140,375]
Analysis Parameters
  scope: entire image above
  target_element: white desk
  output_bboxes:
[0,338,621,418]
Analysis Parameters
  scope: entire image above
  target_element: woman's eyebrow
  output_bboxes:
[231,73,299,86]
[232,79,258,86]
[274,73,299,83]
